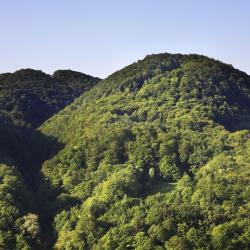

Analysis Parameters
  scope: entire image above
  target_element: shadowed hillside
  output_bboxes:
[0,54,249,249]
[0,69,100,249]
[0,69,100,128]
[37,53,250,249]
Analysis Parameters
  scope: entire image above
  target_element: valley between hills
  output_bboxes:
[0,53,249,249]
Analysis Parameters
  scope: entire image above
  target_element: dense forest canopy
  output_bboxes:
[0,53,249,249]
[0,69,100,128]
[0,69,100,248]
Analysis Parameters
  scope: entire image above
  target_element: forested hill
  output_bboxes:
[0,69,100,128]
[39,53,250,249]
[0,69,100,249]
[0,53,250,249]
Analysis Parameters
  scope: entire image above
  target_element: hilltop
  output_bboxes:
[0,53,249,249]
[39,53,250,249]
[0,69,100,128]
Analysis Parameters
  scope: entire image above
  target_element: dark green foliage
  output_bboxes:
[53,70,100,94]
[38,54,250,249]
[0,68,100,249]
[0,69,100,128]
[0,163,41,249]
[0,53,250,249]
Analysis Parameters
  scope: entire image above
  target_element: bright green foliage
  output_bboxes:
[38,53,250,249]
[0,53,250,249]
[0,164,41,249]
[0,68,100,249]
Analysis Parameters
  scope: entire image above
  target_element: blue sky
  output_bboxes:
[0,0,249,78]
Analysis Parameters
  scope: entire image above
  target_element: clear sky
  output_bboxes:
[0,0,249,78]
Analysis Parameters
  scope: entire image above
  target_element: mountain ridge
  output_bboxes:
[0,53,249,249]
[38,53,250,249]
[0,68,101,128]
